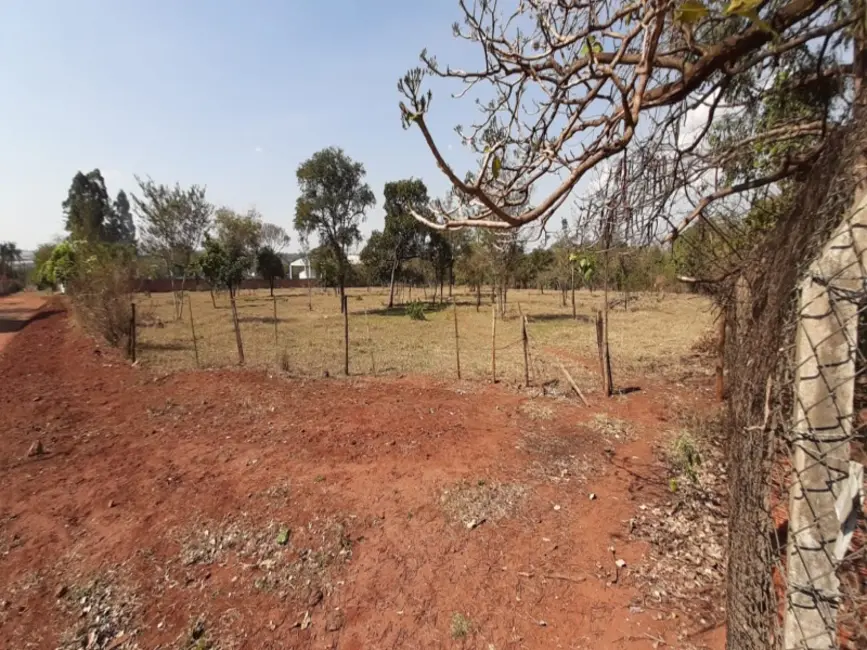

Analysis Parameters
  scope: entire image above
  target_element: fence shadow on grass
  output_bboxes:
[526,312,592,324]
[238,316,289,325]
[365,301,453,317]
[138,340,193,352]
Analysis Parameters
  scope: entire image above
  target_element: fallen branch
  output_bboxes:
[557,361,590,407]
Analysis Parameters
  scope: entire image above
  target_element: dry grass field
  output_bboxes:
[134,286,714,393]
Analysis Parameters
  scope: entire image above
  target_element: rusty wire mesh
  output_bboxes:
[716,121,867,649]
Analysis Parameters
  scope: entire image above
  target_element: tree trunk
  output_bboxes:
[783,188,867,650]
[388,261,399,308]
[571,267,577,319]
[476,285,481,311]
[229,289,245,365]
[269,280,274,297]
[339,281,345,313]
[210,290,216,309]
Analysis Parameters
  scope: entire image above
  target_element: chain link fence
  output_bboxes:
[721,123,867,649]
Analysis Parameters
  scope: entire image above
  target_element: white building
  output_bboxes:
[286,255,313,280]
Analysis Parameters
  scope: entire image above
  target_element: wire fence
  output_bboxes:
[719,123,867,649]
[127,285,711,402]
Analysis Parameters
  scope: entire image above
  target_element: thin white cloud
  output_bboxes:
[255,146,264,153]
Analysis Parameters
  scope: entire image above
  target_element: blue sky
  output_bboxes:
[0,0,499,250]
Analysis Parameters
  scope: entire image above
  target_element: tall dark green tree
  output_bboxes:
[425,231,453,304]
[63,170,114,241]
[294,147,375,311]
[256,246,285,296]
[362,178,430,307]
[106,190,136,245]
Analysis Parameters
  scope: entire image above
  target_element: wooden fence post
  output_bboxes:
[571,267,577,319]
[272,295,279,364]
[491,302,497,383]
[343,295,349,376]
[365,308,376,375]
[453,299,462,380]
[188,295,200,368]
[595,309,613,396]
[522,315,530,388]
[715,308,726,401]
[129,302,136,362]
[230,293,245,365]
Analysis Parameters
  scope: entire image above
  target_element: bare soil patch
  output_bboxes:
[0,308,724,649]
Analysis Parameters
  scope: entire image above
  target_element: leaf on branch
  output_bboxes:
[675,0,708,25]
[724,0,777,36]
[580,36,603,57]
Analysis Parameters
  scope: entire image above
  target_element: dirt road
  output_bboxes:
[0,292,46,355]
[0,307,724,649]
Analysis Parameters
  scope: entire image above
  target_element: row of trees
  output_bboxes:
[24,154,698,312]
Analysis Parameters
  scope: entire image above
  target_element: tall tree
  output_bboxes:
[363,178,430,307]
[294,147,375,311]
[107,190,136,245]
[214,207,262,258]
[424,231,453,304]
[63,170,113,241]
[259,223,291,252]
[256,247,286,296]
[0,241,22,279]
[133,176,213,319]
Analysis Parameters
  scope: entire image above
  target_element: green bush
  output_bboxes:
[405,300,426,321]
[64,242,136,351]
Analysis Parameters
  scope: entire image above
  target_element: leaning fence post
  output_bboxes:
[129,302,136,362]
[453,298,462,380]
[230,293,245,365]
[188,295,200,368]
[490,302,497,383]
[343,295,349,376]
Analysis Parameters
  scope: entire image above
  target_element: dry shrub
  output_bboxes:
[690,326,719,356]
[67,248,135,352]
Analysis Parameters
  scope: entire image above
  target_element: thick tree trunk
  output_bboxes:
[783,188,867,650]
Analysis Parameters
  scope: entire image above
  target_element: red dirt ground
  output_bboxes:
[0,305,725,649]
[0,292,45,355]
